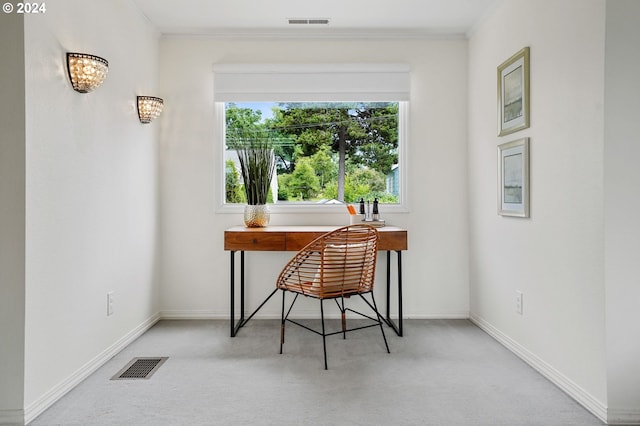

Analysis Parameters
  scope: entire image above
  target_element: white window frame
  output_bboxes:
[216,101,409,214]
[213,63,410,214]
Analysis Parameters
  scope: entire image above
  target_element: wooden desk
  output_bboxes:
[224,225,407,337]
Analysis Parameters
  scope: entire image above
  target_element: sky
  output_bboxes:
[235,102,276,122]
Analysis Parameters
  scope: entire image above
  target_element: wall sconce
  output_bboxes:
[137,96,164,124]
[66,52,109,93]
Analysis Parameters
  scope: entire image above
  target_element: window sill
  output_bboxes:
[216,202,409,215]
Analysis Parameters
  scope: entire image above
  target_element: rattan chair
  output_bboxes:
[276,224,390,369]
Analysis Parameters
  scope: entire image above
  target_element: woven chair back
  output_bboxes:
[276,224,378,298]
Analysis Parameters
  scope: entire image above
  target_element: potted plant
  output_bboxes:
[235,138,275,227]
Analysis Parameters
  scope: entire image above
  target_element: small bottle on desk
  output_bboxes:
[373,198,379,221]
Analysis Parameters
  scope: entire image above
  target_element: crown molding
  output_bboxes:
[159,27,468,41]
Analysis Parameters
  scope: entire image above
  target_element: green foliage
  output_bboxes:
[349,168,386,193]
[225,159,245,203]
[277,174,293,201]
[322,179,368,203]
[353,103,399,174]
[308,145,336,190]
[225,102,400,204]
[268,102,398,201]
[225,104,275,205]
[270,103,397,170]
[321,167,395,203]
[285,158,320,200]
[368,191,398,203]
[226,103,262,129]
[225,103,264,150]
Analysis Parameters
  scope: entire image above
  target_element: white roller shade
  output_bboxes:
[213,63,410,102]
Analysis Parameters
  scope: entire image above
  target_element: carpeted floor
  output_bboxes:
[29,319,604,425]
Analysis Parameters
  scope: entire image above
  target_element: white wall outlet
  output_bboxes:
[107,292,114,316]
[516,290,523,315]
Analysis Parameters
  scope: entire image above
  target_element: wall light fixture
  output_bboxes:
[66,52,109,93]
[137,96,164,124]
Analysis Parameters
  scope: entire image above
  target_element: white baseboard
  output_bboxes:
[469,313,608,424]
[0,409,24,425]
[404,312,470,319]
[159,310,470,321]
[24,313,160,425]
[160,310,356,320]
[160,310,225,319]
[607,408,640,425]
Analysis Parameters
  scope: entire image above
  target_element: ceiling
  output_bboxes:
[131,0,500,38]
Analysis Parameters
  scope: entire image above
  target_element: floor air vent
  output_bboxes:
[111,357,168,380]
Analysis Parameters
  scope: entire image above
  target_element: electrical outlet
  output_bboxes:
[516,291,523,315]
[107,292,114,316]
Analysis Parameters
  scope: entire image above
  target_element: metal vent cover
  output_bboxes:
[111,357,168,380]
[288,18,330,25]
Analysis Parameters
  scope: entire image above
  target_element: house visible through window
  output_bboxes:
[224,102,402,205]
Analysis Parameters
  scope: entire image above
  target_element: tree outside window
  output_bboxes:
[225,102,400,205]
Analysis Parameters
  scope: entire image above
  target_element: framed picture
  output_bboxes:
[498,47,530,136]
[498,138,529,217]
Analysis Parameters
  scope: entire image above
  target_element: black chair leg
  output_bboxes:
[368,293,390,354]
[320,299,328,370]
[280,290,285,354]
[340,297,347,339]
[280,292,301,355]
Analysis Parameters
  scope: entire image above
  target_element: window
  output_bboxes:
[214,64,409,211]
[224,101,404,206]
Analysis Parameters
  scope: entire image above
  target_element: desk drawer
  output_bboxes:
[224,232,286,251]
[378,230,408,251]
[285,232,326,251]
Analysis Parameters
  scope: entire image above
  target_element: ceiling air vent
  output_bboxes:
[288,18,330,25]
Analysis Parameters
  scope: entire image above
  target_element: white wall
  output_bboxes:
[9,1,637,424]
[468,0,608,420]
[604,0,640,422]
[0,13,26,426]
[158,38,470,319]
[22,1,161,420]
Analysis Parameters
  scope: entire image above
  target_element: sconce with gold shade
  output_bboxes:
[66,52,109,93]
[137,96,164,124]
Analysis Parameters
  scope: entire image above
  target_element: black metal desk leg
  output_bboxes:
[397,250,403,336]
[230,250,246,337]
[240,251,245,326]
[384,250,403,336]
[230,250,235,337]
[230,250,278,337]
[386,250,391,324]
